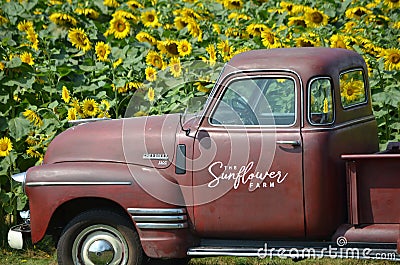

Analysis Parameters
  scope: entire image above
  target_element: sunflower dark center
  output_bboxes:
[167,43,179,55]
[116,21,126,31]
[0,142,8,151]
[354,9,366,17]
[232,0,241,7]
[390,0,399,3]
[147,14,155,22]
[347,88,354,96]
[390,54,400,64]
[295,20,306,27]
[265,32,275,44]
[311,12,323,23]
[76,33,86,44]
[300,40,314,47]
[87,105,94,111]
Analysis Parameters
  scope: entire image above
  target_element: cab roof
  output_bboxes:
[222,47,367,81]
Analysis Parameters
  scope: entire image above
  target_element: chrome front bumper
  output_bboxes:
[8,210,31,249]
[8,223,31,249]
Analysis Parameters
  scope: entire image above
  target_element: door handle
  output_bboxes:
[276,140,301,147]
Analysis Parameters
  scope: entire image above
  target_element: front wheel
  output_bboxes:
[57,209,143,265]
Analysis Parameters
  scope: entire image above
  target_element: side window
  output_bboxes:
[210,77,296,126]
[309,78,334,125]
[340,70,367,108]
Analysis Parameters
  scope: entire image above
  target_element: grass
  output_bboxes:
[0,249,397,265]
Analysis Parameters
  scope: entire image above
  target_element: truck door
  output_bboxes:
[192,72,304,239]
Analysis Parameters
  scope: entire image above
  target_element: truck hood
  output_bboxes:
[44,114,180,168]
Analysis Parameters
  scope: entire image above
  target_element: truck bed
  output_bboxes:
[342,152,400,225]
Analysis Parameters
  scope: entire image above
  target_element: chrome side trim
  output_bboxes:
[129,208,188,230]
[136,223,188,229]
[187,246,400,261]
[26,181,132,187]
[133,215,187,222]
[128,208,186,215]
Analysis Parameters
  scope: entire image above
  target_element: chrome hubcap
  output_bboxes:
[87,239,114,264]
[72,225,128,265]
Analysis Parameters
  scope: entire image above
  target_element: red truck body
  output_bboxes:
[9,48,400,264]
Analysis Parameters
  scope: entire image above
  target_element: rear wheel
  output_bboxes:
[57,210,143,265]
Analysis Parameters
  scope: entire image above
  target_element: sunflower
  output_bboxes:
[104,0,120,8]
[145,67,157,82]
[68,28,92,52]
[70,99,85,117]
[26,29,39,50]
[304,8,328,28]
[261,30,281,49]
[189,22,203,41]
[18,20,34,32]
[223,0,243,9]
[383,48,400,71]
[341,80,364,103]
[82,99,98,117]
[26,147,43,159]
[100,99,111,112]
[109,16,130,39]
[194,81,211,93]
[125,82,144,92]
[246,23,269,37]
[383,0,400,8]
[127,0,144,9]
[345,7,371,20]
[159,40,180,57]
[343,21,359,34]
[136,31,157,45]
[148,87,155,101]
[20,52,34,65]
[201,44,217,66]
[212,24,221,34]
[23,109,43,127]
[113,58,123,68]
[113,10,137,21]
[141,10,160,28]
[288,16,307,28]
[146,51,165,69]
[0,15,8,25]
[0,62,4,71]
[169,57,182,78]
[62,86,71,103]
[174,16,190,30]
[296,36,318,47]
[49,12,77,26]
[178,40,192,57]
[0,137,12,157]
[228,12,251,23]
[174,7,202,20]
[95,42,111,62]
[330,34,350,49]
[75,8,99,19]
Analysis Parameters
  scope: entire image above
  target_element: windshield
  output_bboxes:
[124,60,224,120]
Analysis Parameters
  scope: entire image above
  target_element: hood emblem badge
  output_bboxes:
[143,153,169,160]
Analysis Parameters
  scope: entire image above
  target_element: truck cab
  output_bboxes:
[9,48,399,264]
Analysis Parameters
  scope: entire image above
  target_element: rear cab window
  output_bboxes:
[339,69,367,108]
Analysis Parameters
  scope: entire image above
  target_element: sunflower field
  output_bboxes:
[0,0,399,246]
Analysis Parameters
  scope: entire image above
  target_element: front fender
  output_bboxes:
[25,162,171,243]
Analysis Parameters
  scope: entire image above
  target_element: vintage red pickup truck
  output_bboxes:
[8,47,400,264]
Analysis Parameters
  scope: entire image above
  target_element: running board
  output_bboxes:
[187,240,400,261]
